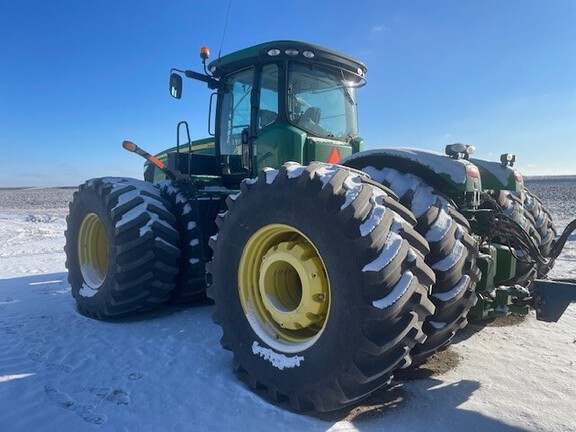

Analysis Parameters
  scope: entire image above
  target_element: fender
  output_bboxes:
[340,147,482,208]
[469,157,524,192]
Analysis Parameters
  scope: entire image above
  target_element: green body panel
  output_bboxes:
[150,127,355,180]
[305,137,353,164]
[145,138,216,183]
[470,245,530,320]
[493,245,517,284]
[341,148,482,209]
[148,138,215,161]
[476,245,497,294]
[254,124,306,171]
[470,158,523,192]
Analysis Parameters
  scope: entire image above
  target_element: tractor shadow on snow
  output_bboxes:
[311,348,463,421]
[306,343,530,431]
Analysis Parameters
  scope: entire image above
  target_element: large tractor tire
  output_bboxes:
[350,165,480,366]
[523,188,557,276]
[208,162,436,412]
[65,177,180,320]
[488,190,554,285]
[157,180,208,303]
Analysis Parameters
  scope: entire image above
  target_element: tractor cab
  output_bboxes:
[166,41,367,187]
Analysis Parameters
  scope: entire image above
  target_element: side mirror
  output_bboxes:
[169,73,183,99]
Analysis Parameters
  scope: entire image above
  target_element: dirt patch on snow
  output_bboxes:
[395,347,461,381]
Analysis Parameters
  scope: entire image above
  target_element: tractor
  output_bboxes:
[65,40,576,412]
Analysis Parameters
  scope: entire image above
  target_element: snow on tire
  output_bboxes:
[157,180,208,303]
[207,162,435,412]
[488,190,541,286]
[65,177,180,320]
[353,165,480,366]
[523,188,557,276]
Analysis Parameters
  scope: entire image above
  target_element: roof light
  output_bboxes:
[302,50,315,58]
[200,46,210,61]
[500,153,516,167]
[285,48,299,56]
[210,65,217,73]
[267,48,281,56]
[445,143,475,160]
[357,67,364,76]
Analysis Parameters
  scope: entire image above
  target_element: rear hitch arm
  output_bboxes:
[122,140,178,182]
[530,217,576,322]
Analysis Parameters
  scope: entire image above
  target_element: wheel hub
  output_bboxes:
[259,241,327,330]
[238,224,330,352]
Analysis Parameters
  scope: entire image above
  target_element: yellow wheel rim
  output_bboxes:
[78,213,109,289]
[238,224,330,353]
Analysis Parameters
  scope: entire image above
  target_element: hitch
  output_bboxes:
[530,218,576,322]
[531,279,576,322]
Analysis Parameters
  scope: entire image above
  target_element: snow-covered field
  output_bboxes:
[0,181,575,432]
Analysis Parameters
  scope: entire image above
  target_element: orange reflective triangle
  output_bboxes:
[327,147,340,164]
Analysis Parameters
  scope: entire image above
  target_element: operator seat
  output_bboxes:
[299,107,321,125]
[258,109,277,129]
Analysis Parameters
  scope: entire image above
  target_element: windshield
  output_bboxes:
[287,62,359,140]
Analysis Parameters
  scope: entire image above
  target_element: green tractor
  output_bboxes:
[65,40,576,412]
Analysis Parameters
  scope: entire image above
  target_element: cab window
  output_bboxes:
[287,62,359,140]
[219,68,254,155]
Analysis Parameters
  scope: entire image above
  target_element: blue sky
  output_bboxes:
[1,0,575,187]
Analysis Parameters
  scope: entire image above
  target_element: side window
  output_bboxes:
[219,68,254,155]
[258,64,278,131]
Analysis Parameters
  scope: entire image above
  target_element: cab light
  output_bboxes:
[303,50,315,58]
[500,153,516,168]
[514,171,523,182]
[267,48,281,56]
[285,48,299,56]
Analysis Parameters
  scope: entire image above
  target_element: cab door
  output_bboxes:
[218,68,255,175]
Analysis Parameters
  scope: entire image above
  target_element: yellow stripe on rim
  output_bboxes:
[78,213,109,289]
[238,224,330,353]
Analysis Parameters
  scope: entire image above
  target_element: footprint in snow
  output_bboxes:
[28,352,73,372]
[75,405,107,425]
[106,389,131,406]
[47,362,73,373]
[127,372,146,381]
[44,385,76,411]
[87,387,111,399]
[45,386,107,425]
[29,352,47,363]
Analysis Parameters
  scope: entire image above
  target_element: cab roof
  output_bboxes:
[207,40,367,80]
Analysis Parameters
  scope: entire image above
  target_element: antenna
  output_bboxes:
[218,0,232,59]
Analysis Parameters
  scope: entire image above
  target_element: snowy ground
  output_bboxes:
[0,182,575,432]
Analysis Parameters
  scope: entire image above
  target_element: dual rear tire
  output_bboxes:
[208,163,436,411]
[344,162,480,366]
[65,177,180,319]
